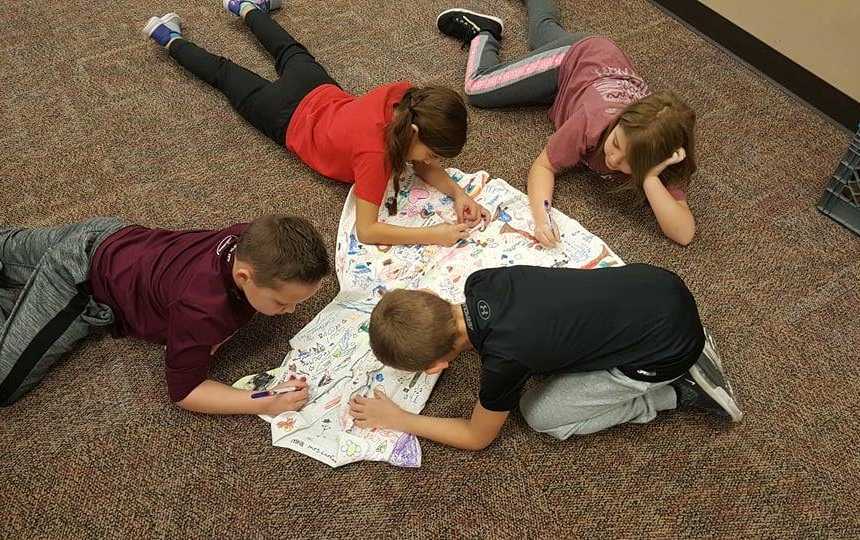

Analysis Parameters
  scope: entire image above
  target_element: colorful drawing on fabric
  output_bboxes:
[238,167,624,468]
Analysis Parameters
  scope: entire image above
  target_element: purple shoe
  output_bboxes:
[223,0,282,17]
[142,13,182,47]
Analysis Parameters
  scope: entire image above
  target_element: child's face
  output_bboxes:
[603,125,633,175]
[241,277,322,316]
[406,125,441,166]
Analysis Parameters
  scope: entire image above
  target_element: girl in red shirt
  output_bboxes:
[436,2,697,246]
[143,1,487,247]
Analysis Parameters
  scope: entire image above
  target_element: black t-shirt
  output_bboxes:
[462,264,705,412]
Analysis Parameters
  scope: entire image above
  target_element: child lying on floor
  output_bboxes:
[350,264,741,450]
[0,215,326,415]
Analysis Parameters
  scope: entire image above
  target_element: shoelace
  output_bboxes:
[452,15,480,49]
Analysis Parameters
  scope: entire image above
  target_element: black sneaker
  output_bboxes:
[672,335,743,422]
[436,8,504,46]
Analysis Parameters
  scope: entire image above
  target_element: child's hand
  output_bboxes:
[647,147,686,179]
[455,194,490,227]
[432,222,470,246]
[533,217,560,248]
[263,379,309,416]
[349,388,406,430]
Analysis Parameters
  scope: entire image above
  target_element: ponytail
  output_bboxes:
[384,86,467,214]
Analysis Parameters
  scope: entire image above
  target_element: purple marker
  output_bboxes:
[250,386,299,399]
[543,199,559,239]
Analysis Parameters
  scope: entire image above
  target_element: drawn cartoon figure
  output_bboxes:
[340,439,363,458]
[347,233,363,255]
[500,222,542,247]
[463,174,485,198]
[582,245,611,269]
[277,418,296,431]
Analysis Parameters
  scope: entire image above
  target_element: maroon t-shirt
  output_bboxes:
[88,224,257,402]
[546,36,686,200]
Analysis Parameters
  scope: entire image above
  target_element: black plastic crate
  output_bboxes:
[817,124,860,236]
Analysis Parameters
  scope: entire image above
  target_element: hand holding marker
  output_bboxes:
[544,200,560,242]
[251,373,307,399]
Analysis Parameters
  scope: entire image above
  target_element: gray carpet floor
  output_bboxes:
[2,0,859,537]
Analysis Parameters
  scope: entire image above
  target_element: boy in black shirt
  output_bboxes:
[349,264,741,450]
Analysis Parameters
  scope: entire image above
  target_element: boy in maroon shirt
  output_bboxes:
[0,215,328,415]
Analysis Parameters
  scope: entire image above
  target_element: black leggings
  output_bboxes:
[168,10,338,144]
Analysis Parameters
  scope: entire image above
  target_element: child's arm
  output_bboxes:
[643,148,696,246]
[526,147,560,247]
[412,161,490,227]
[350,388,509,451]
[177,379,309,416]
[355,199,469,246]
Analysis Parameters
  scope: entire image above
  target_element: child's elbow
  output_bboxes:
[464,432,498,451]
[675,228,695,247]
[355,223,376,245]
[675,222,696,246]
[663,219,696,246]
[467,439,494,451]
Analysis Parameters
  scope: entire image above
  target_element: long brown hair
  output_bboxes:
[610,91,696,203]
[384,86,467,213]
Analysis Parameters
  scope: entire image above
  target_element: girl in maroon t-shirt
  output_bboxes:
[142,1,488,247]
[436,2,698,246]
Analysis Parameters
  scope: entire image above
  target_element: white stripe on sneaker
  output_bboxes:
[690,364,743,422]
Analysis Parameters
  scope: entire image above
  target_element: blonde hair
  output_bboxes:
[369,289,458,371]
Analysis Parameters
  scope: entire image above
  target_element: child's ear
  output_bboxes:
[233,265,252,287]
[410,124,419,136]
[424,359,450,375]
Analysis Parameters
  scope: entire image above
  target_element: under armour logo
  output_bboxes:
[216,235,238,256]
[477,300,491,320]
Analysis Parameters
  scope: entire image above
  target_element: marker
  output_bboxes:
[250,386,299,399]
[543,200,560,239]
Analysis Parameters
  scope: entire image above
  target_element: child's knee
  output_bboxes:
[520,395,600,440]
[520,394,557,433]
[464,88,493,109]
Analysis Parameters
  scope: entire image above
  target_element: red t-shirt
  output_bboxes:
[285,81,413,206]
[88,224,257,402]
[546,37,685,200]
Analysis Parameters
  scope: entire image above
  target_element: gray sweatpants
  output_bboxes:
[519,368,678,440]
[464,0,588,108]
[0,217,126,405]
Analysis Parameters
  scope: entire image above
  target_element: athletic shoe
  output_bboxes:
[142,13,182,47]
[701,327,736,398]
[436,8,503,46]
[672,338,743,422]
[223,0,282,17]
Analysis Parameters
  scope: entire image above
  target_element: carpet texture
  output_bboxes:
[2,0,859,537]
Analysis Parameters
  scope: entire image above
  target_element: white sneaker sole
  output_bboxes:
[689,363,743,422]
[142,13,181,37]
[436,8,505,34]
